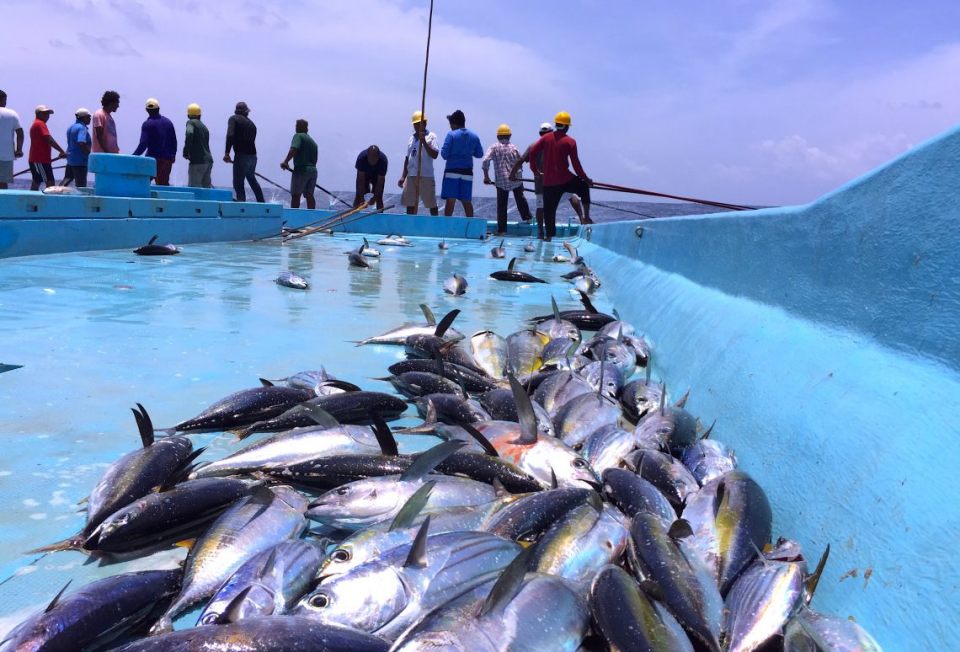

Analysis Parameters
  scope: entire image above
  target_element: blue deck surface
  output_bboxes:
[0,230,592,633]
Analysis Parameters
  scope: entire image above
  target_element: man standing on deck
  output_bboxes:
[398,111,439,216]
[354,145,387,210]
[133,99,177,186]
[280,119,318,210]
[511,122,587,239]
[28,105,66,191]
[62,108,92,188]
[92,91,120,154]
[0,90,24,190]
[183,103,213,188]
[440,109,483,217]
[224,102,265,203]
[528,111,592,241]
[483,124,532,236]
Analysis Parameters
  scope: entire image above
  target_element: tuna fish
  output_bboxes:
[533,370,595,416]
[133,235,179,255]
[554,388,623,448]
[580,423,635,472]
[485,487,594,541]
[275,271,309,289]
[469,330,509,379]
[506,328,550,377]
[355,304,466,346]
[783,608,882,652]
[167,381,314,434]
[443,272,468,295]
[601,468,676,523]
[490,257,547,283]
[490,239,506,258]
[627,448,700,512]
[232,391,409,436]
[682,436,737,485]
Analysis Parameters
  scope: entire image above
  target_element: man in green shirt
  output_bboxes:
[280,118,318,209]
[183,103,213,188]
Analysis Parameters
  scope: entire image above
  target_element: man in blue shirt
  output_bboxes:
[440,109,483,217]
[63,108,92,188]
[133,98,177,186]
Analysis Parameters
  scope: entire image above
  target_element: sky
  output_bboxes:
[4,0,960,206]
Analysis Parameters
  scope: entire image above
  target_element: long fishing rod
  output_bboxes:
[254,170,352,209]
[413,0,435,209]
[517,177,751,212]
[258,204,358,241]
[13,164,66,178]
[283,202,369,241]
[327,204,396,232]
[590,199,657,219]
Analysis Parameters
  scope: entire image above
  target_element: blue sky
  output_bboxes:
[5,0,960,205]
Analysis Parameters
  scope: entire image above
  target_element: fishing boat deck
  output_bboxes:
[0,229,598,631]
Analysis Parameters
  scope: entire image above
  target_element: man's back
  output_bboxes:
[228,114,257,155]
[66,122,90,166]
[0,108,20,161]
[442,128,482,170]
[291,132,318,171]
[530,131,585,186]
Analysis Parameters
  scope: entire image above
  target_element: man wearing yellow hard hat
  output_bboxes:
[482,124,532,235]
[183,103,213,188]
[399,110,440,216]
[528,111,593,241]
[133,98,177,186]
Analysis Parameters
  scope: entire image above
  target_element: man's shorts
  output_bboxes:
[401,176,438,208]
[29,162,54,186]
[441,172,474,201]
[290,169,318,197]
[0,160,13,184]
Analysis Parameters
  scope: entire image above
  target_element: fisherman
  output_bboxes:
[482,124,532,236]
[510,122,587,239]
[28,105,66,191]
[528,111,592,241]
[440,109,483,217]
[92,90,120,154]
[280,119,318,210]
[0,89,24,190]
[354,145,387,210]
[398,110,439,216]
[62,108,92,188]
[133,99,177,186]
[183,103,213,188]
[224,101,265,203]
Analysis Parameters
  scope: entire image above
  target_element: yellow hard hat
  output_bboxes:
[496,124,511,137]
[554,111,571,126]
[187,103,202,117]
[412,110,427,124]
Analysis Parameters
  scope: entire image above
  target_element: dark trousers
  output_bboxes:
[496,186,532,233]
[543,177,590,238]
[233,154,265,202]
[62,165,88,188]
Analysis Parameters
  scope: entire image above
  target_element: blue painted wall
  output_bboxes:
[584,124,960,648]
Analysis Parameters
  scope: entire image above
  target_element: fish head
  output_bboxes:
[307,478,404,529]
[633,413,674,451]
[530,440,599,489]
[624,380,662,421]
[296,560,408,633]
[270,485,310,514]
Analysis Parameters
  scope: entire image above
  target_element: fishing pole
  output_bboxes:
[327,204,396,232]
[259,204,358,241]
[589,199,657,219]
[283,202,369,241]
[591,181,752,211]
[12,164,66,178]
[412,0,434,210]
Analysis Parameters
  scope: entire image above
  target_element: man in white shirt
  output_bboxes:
[0,90,25,189]
[398,110,440,216]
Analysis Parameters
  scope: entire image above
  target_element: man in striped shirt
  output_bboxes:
[482,124,532,235]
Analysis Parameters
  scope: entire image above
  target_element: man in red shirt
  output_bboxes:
[528,111,593,241]
[28,105,66,191]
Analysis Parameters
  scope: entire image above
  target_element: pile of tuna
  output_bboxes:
[3,297,881,651]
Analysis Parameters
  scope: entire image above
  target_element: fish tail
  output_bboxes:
[148,615,174,637]
[229,426,254,440]
[24,535,84,555]
[153,427,178,437]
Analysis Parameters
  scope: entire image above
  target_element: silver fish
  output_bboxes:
[197,539,324,625]
[491,239,506,258]
[506,328,550,378]
[438,239,449,250]
[554,390,622,448]
[377,233,412,246]
[783,608,883,652]
[295,528,521,642]
[683,438,737,485]
[470,330,508,379]
[149,485,308,634]
[634,404,699,453]
[356,309,465,346]
[574,275,598,295]
[620,378,664,422]
[443,273,468,295]
[580,360,622,398]
[581,423,635,473]
[275,271,309,290]
[533,371,595,417]
[524,242,536,252]
[628,448,699,511]
[360,237,381,257]
[601,468,676,524]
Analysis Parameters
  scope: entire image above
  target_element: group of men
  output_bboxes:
[1,87,591,240]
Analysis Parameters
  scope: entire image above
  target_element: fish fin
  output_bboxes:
[507,373,538,446]
[578,291,598,314]
[612,308,621,320]
[701,420,716,440]
[400,440,466,481]
[319,380,362,392]
[588,491,604,513]
[403,516,431,568]
[508,257,517,271]
[433,309,461,338]
[259,378,274,387]
[598,360,605,397]
[491,477,510,497]
[423,398,438,425]
[420,304,436,326]
[363,237,370,249]
[551,296,561,321]
[218,585,254,625]
[390,480,437,531]
[174,538,196,550]
[480,545,535,617]
[43,580,73,613]
[301,404,339,429]
[674,389,690,409]
[563,241,576,259]
[371,412,399,456]
[638,579,667,602]
[148,235,158,245]
[459,423,499,457]
[550,468,558,489]
[358,242,366,254]
[659,382,666,416]
[23,536,83,555]
[438,340,459,356]
[713,478,727,519]
[456,376,469,398]
[805,544,830,605]
[232,424,257,441]
[667,519,694,540]
[132,404,154,448]
[161,446,207,489]
[645,362,652,384]
[431,349,445,379]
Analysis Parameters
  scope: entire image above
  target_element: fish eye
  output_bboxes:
[200,613,219,625]
[309,593,331,608]
[335,487,350,495]
[331,548,351,562]
[637,396,648,403]
[572,458,588,469]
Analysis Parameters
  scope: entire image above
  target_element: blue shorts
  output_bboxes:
[441,172,473,201]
